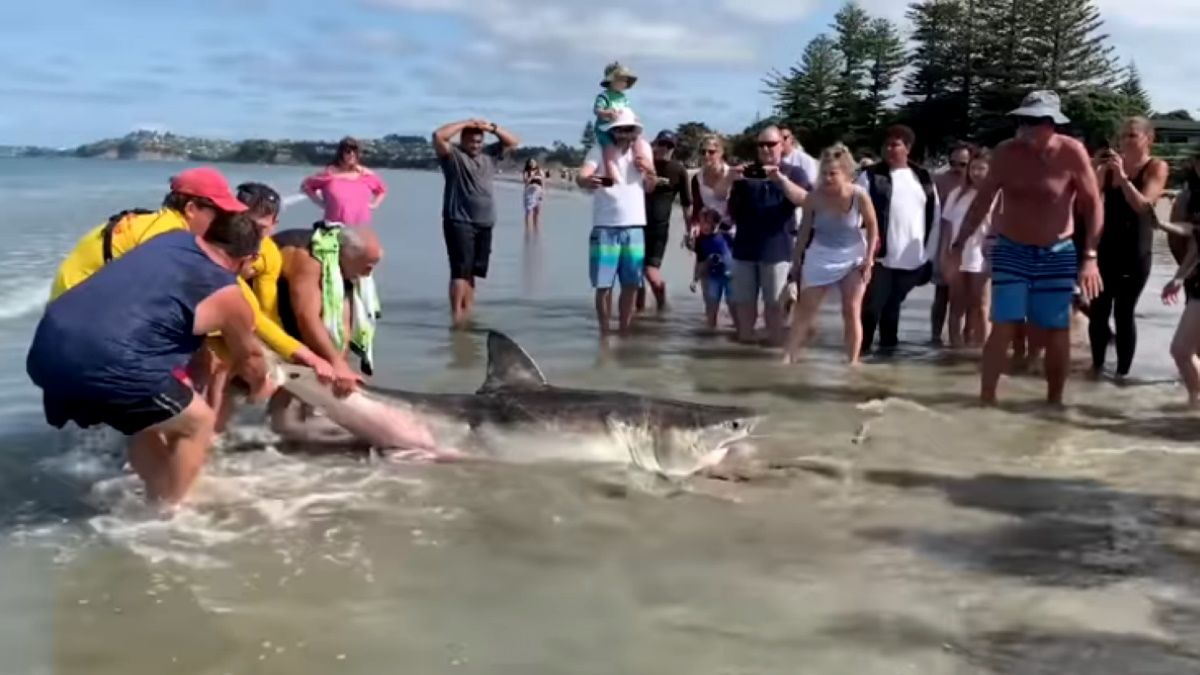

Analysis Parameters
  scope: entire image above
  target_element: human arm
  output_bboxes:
[858,187,879,276]
[690,174,705,224]
[286,255,361,395]
[367,173,387,210]
[1108,155,1168,217]
[1164,235,1199,305]
[484,120,520,151]
[194,286,271,401]
[301,171,329,208]
[767,164,809,206]
[677,164,693,211]
[433,120,483,158]
[233,279,334,381]
[1069,139,1106,302]
[790,200,815,274]
[575,152,605,190]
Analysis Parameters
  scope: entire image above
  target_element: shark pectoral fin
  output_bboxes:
[477,331,549,393]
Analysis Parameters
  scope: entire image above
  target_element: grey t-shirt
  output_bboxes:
[439,142,503,226]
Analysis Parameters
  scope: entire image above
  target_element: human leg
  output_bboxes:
[879,267,922,349]
[589,226,620,335]
[1113,259,1151,376]
[1171,301,1200,407]
[966,273,990,348]
[120,379,215,505]
[860,264,891,354]
[730,260,760,344]
[1027,238,1079,402]
[1086,285,1115,373]
[931,283,950,344]
[615,227,646,335]
[782,284,828,362]
[841,268,869,364]
[443,219,477,328]
[760,262,791,346]
[639,221,670,312]
[982,323,1017,405]
[947,276,969,348]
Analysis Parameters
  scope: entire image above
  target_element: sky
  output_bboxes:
[0,0,1194,148]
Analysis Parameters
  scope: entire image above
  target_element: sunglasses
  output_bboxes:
[757,141,780,149]
[703,148,720,155]
[612,126,638,134]
[949,161,968,169]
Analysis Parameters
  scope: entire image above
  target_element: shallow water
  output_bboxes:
[2,158,1199,674]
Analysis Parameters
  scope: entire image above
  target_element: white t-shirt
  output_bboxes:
[857,168,941,271]
[583,146,647,228]
[783,147,819,180]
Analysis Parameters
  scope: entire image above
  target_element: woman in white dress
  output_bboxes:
[782,144,880,365]
[939,150,996,348]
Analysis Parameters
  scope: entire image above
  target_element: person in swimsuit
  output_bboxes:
[1088,116,1169,379]
[523,158,545,232]
[27,213,271,506]
[948,90,1104,405]
[301,137,387,226]
[783,144,880,365]
[1161,152,1200,407]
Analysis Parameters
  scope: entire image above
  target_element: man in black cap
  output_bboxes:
[640,129,692,312]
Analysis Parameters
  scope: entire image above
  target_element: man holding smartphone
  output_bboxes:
[724,125,812,344]
[577,109,657,335]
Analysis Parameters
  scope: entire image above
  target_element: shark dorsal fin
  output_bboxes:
[479,331,548,392]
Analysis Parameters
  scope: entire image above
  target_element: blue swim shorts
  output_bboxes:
[989,234,1077,330]
[589,226,645,290]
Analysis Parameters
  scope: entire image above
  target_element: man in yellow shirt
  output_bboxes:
[50,168,333,378]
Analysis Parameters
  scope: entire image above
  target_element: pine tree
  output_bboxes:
[1029,0,1116,91]
[580,121,595,155]
[904,0,971,150]
[766,35,844,147]
[862,17,906,130]
[832,2,873,133]
[1117,61,1152,117]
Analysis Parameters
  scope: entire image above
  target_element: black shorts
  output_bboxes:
[443,219,493,280]
[41,374,195,436]
[644,220,670,269]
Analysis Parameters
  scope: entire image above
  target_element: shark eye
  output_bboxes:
[729,420,742,431]
[289,372,300,380]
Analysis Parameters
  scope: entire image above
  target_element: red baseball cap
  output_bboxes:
[169,167,247,213]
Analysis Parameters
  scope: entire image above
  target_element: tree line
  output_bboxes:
[554,0,1194,172]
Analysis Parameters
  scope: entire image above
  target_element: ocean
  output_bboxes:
[1,157,1199,674]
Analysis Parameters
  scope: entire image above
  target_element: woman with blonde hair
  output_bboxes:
[1089,115,1169,379]
[782,143,879,365]
[688,134,733,244]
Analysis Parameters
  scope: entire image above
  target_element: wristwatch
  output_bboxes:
[1082,249,1098,260]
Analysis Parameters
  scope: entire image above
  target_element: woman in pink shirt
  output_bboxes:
[301,137,388,225]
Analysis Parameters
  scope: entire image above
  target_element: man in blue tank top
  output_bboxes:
[27,212,272,506]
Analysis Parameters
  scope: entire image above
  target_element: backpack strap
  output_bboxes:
[100,209,155,263]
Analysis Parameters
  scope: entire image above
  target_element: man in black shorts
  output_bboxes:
[640,130,692,312]
[433,118,521,327]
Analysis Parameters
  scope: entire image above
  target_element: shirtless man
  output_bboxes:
[948,90,1103,405]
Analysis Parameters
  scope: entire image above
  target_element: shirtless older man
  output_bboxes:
[948,90,1104,405]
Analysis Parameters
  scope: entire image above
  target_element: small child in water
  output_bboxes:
[690,208,735,330]
[594,61,654,182]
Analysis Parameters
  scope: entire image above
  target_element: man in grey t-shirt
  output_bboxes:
[433,118,520,327]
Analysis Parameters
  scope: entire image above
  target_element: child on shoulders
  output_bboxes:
[594,61,654,183]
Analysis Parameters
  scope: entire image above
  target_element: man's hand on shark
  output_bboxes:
[331,360,364,398]
[294,348,336,385]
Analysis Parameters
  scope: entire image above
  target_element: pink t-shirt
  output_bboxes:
[301,170,387,226]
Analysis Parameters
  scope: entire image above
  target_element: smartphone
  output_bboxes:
[599,176,615,187]
[742,163,767,180]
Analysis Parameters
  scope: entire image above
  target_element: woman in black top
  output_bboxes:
[523,158,545,231]
[1089,117,1169,378]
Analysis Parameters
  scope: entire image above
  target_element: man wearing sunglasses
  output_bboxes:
[947,90,1104,406]
[725,125,813,344]
[640,129,692,313]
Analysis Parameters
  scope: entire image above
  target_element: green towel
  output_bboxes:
[310,223,379,375]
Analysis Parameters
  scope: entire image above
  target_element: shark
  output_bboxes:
[270,331,760,477]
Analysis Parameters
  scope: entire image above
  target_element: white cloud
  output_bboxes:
[720,0,822,22]
[1097,0,1200,30]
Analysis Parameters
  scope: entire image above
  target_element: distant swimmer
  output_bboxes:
[432,117,520,328]
[27,214,271,506]
[948,90,1104,405]
[301,136,387,227]
[48,168,335,393]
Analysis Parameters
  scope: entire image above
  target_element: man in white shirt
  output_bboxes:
[577,109,656,335]
[856,125,942,354]
[780,125,820,180]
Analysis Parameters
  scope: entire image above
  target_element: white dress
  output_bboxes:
[943,186,991,274]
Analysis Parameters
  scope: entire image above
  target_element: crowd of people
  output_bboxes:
[20,71,1200,508]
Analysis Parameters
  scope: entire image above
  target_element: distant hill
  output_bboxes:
[7,129,586,170]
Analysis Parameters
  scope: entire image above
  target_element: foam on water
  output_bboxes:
[0,279,50,321]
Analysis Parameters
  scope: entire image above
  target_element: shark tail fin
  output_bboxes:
[478,331,548,393]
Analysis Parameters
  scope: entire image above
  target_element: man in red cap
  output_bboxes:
[51,166,247,299]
